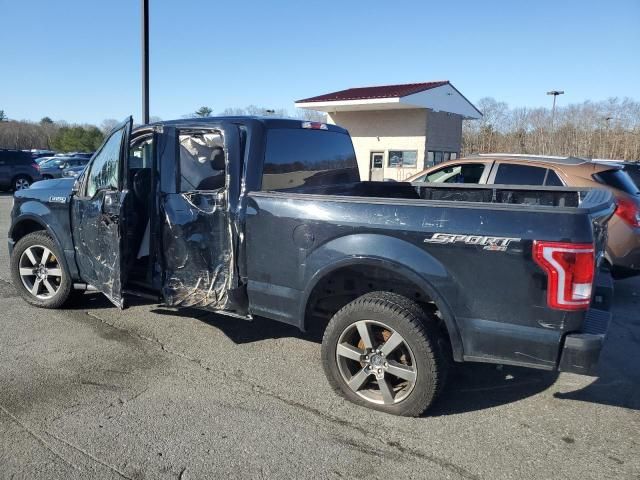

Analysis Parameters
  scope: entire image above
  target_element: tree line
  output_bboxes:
[3,97,639,160]
[462,97,640,160]
[0,116,107,152]
[0,106,325,152]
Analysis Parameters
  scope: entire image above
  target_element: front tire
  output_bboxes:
[10,231,73,308]
[321,292,448,417]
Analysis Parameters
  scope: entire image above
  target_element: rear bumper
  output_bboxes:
[558,308,611,376]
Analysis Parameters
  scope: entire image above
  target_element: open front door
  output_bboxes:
[71,117,132,308]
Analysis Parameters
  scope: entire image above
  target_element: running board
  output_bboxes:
[73,283,98,291]
[123,288,162,302]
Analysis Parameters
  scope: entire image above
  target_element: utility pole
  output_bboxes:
[141,0,150,124]
[546,90,564,154]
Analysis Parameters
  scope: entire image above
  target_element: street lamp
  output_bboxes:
[546,90,564,131]
[546,90,564,154]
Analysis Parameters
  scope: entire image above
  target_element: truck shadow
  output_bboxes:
[151,306,639,415]
[71,284,639,416]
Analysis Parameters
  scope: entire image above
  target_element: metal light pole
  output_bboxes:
[141,0,150,124]
[546,90,564,154]
[546,90,564,131]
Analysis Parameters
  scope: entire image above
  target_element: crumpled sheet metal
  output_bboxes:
[73,191,124,308]
[161,186,233,310]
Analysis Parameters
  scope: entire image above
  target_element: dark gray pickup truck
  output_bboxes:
[8,117,615,416]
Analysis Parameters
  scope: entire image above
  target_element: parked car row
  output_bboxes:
[407,154,640,277]
[0,149,93,191]
[39,157,90,180]
[0,149,43,191]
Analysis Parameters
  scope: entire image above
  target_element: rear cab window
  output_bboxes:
[262,127,359,191]
[593,169,640,195]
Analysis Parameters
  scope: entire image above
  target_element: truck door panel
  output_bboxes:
[159,125,238,310]
[71,117,132,308]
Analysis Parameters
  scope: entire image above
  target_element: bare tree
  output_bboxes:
[100,118,120,134]
[463,97,640,160]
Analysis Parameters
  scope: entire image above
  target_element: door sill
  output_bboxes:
[123,287,161,302]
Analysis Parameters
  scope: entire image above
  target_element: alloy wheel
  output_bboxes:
[15,178,30,190]
[19,245,63,299]
[335,320,417,405]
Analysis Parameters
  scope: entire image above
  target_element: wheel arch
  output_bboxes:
[301,256,464,361]
[9,216,75,279]
[11,173,34,186]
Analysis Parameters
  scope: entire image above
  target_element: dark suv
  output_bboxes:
[0,150,43,191]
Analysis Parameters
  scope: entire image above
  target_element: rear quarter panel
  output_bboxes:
[245,192,600,368]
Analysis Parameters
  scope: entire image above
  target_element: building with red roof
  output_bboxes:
[296,81,482,180]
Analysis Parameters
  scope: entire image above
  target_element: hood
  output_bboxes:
[28,177,75,190]
[15,178,75,203]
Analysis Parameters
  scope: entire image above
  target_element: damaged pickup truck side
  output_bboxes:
[9,117,616,416]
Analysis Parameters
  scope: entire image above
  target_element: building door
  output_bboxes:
[369,152,384,181]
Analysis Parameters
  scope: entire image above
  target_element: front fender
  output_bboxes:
[9,204,79,280]
[300,233,464,360]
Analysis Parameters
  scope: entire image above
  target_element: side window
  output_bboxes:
[178,130,226,192]
[493,164,547,185]
[545,170,564,186]
[425,163,485,184]
[388,150,417,168]
[129,137,153,169]
[85,129,124,197]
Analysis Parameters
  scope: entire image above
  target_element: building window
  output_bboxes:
[427,150,459,166]
[388,150,417,167]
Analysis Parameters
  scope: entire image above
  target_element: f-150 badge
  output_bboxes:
[424,233,521,252]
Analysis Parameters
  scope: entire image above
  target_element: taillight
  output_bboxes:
[33,162,40,172]
[533,241,595,311]
[615,197,640,228]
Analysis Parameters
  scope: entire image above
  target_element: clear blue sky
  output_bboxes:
[1,0,638,125]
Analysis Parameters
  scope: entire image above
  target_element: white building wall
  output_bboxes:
[328,109,428,181]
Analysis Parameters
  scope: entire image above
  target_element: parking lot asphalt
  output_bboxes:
[0,193,638,480]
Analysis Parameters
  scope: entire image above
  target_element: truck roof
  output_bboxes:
[140,116,349,135]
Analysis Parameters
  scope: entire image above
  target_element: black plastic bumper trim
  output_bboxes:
[558,308,611,376]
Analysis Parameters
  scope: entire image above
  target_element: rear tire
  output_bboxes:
[12,175,32,191]
[10,231,73,308]
[321,291,448,417]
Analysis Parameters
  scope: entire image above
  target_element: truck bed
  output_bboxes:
[245,182,614,370]
[287,180,607,210]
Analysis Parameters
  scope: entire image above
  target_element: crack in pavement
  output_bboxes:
[0,403,80,472]
[83,310,479,480]
[43,430,134,480]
